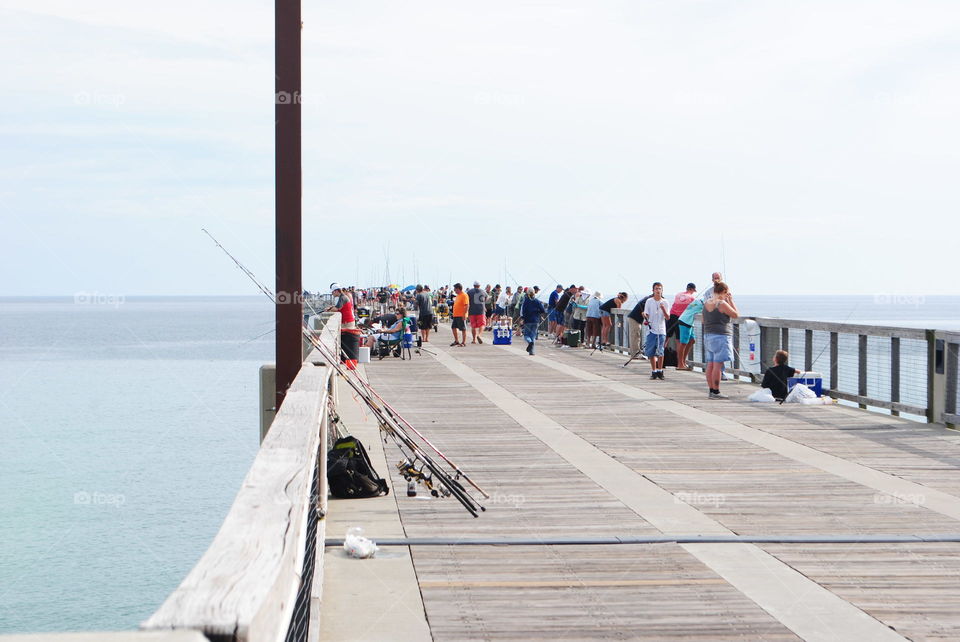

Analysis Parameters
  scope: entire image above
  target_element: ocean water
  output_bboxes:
[1,295,958,634]
[0,297,272,634]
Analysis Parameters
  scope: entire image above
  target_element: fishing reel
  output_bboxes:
[397,459,442,497]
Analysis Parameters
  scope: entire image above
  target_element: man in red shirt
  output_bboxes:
[328,283,356,329]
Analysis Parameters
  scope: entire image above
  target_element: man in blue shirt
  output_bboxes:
[547,284,563,336]
[520,289,547,355]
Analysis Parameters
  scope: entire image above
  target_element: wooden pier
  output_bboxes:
[129,317,960,642]
[319,323,960,641]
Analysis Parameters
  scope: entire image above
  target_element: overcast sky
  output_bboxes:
[2,0,958,296]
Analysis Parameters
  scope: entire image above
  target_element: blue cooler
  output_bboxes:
[402,333,414,349]
[788,372,823,397]
[493,326,512,345]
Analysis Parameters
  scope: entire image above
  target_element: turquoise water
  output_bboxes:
[1,295,958,634]
[0,297,271,634]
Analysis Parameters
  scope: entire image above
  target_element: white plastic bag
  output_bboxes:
[748,388,776,403]
[344,526,377,559]
[784,382,817,404]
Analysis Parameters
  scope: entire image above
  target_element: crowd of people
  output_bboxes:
[324,272,792,399]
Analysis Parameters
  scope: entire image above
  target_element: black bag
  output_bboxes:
[327,436,389,499]
[663,337,678,368]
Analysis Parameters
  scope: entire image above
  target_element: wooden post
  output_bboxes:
[804,329,813,372]
[858,334,868,409]
[890,337,900,417]
[275,0,303,409]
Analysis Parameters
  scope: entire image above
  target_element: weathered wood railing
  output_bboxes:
[142,315,341,642]
[598,310,958,426]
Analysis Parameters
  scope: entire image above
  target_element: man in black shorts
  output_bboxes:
[414,285,434,343]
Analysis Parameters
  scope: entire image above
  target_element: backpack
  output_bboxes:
[327,436,389,499]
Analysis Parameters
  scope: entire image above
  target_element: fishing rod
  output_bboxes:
[309,334,488,500]
[539,264,561,287]
[202,229,485,516]
[298,316,484,516]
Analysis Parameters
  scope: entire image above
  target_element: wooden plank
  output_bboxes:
[356,332,960,640]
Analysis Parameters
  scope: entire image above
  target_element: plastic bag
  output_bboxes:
[748,388,776,403]
[784,382,817,404]
[344,526,377,559]
[800,395,834,405]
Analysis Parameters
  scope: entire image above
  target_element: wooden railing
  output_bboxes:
[142,316,341,642]
[597,310,959,426]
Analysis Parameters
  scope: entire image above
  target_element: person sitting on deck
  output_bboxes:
[375,307,409,342]
[761,350,800,401]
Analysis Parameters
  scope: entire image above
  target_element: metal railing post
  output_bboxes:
[829,332,839,394]
[858,334,868,409]
[891,337,900,417]
[928,330,947,424]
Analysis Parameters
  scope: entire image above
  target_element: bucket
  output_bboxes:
[358,346,371,363]
[340,329,360,362]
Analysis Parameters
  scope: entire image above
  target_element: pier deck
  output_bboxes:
[322,324,960,641]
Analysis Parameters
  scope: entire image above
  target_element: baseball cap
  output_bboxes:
[687,282,696,290]
[330,282,341,292]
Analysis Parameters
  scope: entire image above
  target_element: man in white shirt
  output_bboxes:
[643,282,670,379]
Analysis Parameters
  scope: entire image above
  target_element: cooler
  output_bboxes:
[493,326,513,345]
[402,333,414,349]
[788,372,823,397]
[565,330,581,348]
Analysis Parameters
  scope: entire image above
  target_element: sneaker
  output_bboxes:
[657,371,665,380]
[650,372,659,380]
[709,391,728,400]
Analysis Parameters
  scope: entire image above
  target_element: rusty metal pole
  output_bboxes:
[275,0,302,409]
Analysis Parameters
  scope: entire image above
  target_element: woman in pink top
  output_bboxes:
[668,283,697,370]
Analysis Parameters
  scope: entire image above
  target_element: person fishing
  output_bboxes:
[703,281,739,399]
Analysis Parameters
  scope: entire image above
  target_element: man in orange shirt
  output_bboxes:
[451,282,469,347]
